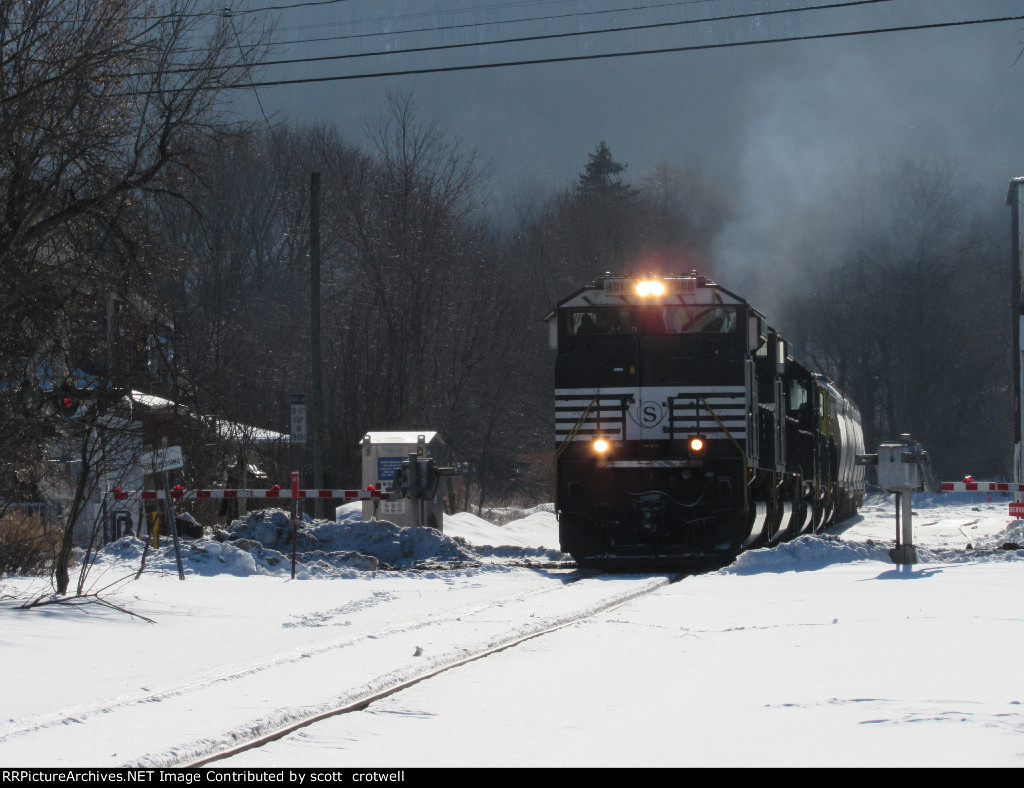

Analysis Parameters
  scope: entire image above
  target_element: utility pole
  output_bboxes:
[1007,178,1024,503]
[310,172,325,518]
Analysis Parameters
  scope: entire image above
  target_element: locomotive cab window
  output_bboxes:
[659,305,736,334]
[788,378,810,416]
[566,306,737,337]
[566,308,639,336]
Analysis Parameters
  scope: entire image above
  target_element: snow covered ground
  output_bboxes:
[2,493,1023,767]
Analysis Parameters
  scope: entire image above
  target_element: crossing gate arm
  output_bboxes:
[110,488,398,501]
[940,482,1024,492]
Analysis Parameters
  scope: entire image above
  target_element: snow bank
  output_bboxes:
[721,534,894,574]
[84,496,1024,580]
[222,508,480,569]
[723,526,1024,575]
[92,508,483,577]
[445,509,562,550]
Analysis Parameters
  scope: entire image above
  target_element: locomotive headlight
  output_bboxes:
[636,279,665,297]
[593,438,611,454]
[688,435,706,454]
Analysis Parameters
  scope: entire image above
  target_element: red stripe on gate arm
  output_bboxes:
[940,483,954,491]
[110,486,390,500]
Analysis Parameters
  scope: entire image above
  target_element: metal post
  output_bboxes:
[291,470,300,579]
[900,490,913,551]
[101,475,109,544]
[310,173,325,519]
[890,488,918,565]
[1007,179,1024,502]
[161,470,185,580]
[407,452,420,527]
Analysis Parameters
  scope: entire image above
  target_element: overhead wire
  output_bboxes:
[240,0,902,72]
[165,0,889,57]
[74,2,1021,92]
[266,0,763,43]
[235,11,1024,88]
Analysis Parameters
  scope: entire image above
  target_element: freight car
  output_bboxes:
[548,271,865,569]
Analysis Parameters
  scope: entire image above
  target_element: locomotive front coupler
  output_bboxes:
[633,491,666,532]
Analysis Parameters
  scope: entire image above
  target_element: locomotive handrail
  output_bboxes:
[554,396,598,463]
[553,396,599,510]
[698,395,750,515]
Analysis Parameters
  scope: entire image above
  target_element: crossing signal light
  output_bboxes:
[55,391,78,417]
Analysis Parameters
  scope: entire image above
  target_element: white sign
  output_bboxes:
[290,394,307,444]
[139,445,184,472]
[381,500,406,516]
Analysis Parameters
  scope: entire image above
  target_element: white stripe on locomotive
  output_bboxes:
[555,385,749,442]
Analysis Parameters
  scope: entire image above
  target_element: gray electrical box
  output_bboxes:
[856,433,939,565]
[360,431,444,530]
[877,441,920,491]
[874,436,935,493]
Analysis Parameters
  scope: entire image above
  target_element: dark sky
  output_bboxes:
[231,0,1024,290]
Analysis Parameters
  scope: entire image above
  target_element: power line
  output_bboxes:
[153,0,897,74]
[253,0,898,71]
[164,0,805,58]
[226,13,274,132]
[235,13,1024,88]
[267,0,743,44]
[231,0,355,13]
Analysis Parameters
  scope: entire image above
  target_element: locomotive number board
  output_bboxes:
[604,278,697,295]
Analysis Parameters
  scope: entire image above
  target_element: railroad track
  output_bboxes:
[180,571,674,767]
[1,570,674,768]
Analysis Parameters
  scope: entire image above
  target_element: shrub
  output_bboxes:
[0,511,62,577]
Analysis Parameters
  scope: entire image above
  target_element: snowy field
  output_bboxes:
[2,493,1023,768]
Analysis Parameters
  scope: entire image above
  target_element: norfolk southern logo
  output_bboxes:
[630,400,665,429]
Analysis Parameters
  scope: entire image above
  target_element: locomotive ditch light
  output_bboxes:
[688,435,706,455]
[592,437,611,454]
[635,279,665,297]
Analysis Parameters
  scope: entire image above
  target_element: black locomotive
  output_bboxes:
[549,272,865,569]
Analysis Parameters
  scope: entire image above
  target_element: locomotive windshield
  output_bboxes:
[567,305,737,336]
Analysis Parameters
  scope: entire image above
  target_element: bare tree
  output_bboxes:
[637,162,735,264]
[148,124,370,507]
[0,0,271,593]
[785,159,1010,480]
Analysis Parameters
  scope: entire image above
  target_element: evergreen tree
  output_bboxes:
[577,142,633,199]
